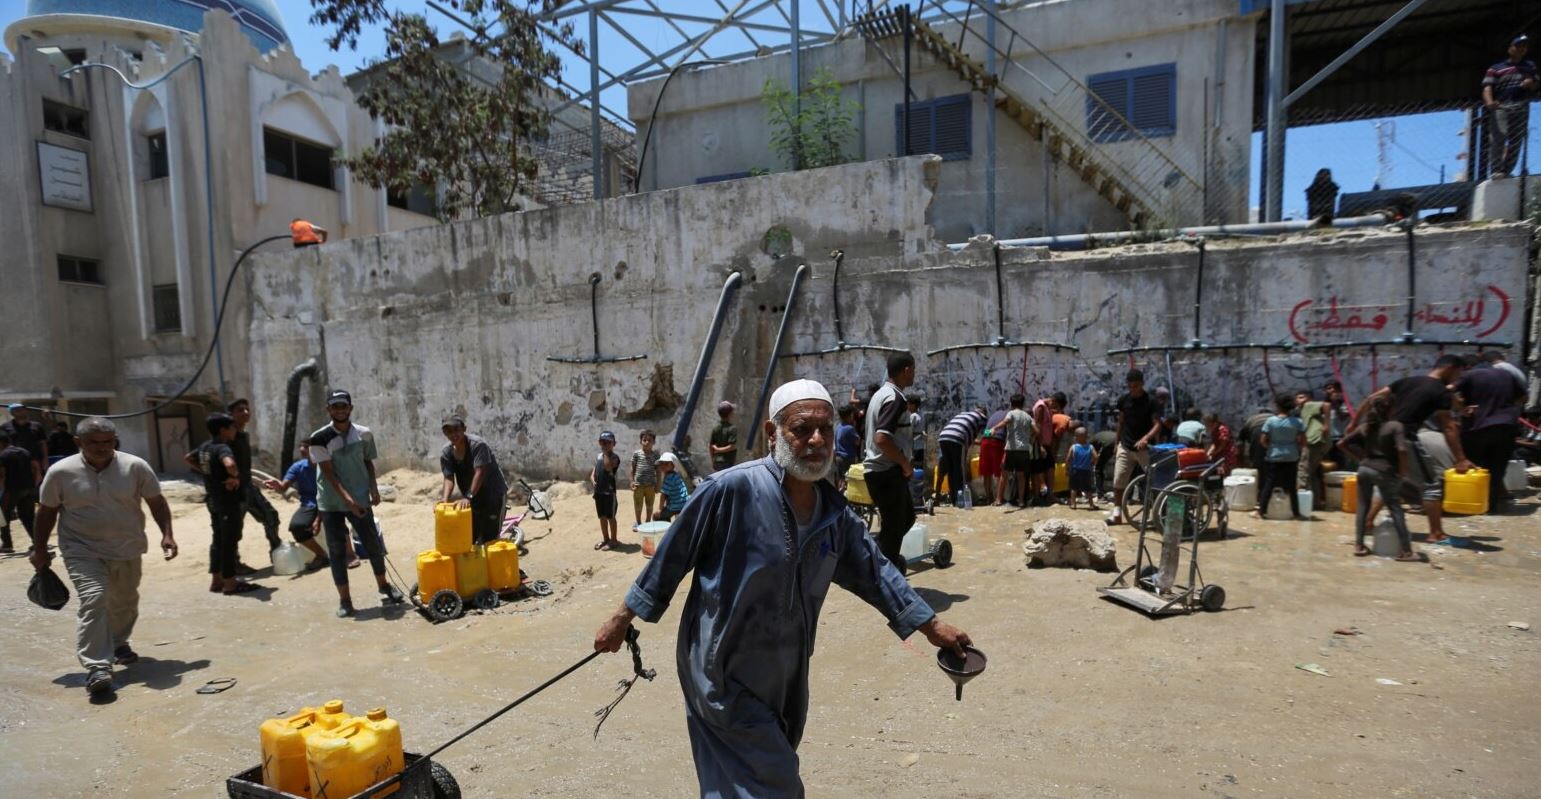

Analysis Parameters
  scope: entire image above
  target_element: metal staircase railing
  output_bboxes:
[855,2,1205,229]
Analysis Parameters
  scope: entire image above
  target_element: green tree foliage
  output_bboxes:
[762,67,860,171]
[309,1,577,221]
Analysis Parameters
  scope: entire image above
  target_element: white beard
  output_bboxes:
[772,429,833,482]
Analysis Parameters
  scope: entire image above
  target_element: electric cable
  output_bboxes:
[21,234,292,420]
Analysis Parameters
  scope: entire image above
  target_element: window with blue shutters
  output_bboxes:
[895,94,972,160]
[1085,64,1176,143]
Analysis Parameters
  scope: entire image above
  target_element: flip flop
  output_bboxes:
[594,541,607,550]
[1353,547,1372,557]
[197,678,237,694]
[1427,538,1453,546]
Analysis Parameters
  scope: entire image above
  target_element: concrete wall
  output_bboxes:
[630,0,1255,240]
[243,156,1533,480]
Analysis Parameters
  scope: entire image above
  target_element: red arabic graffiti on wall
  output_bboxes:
[1287,285,1511,344]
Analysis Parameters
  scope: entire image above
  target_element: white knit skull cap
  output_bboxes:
[768,379,834,421]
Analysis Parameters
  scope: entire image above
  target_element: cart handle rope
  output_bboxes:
[593,626,659,738]
[385,625,654,787]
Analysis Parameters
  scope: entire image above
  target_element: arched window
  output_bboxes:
[261,92,341,190]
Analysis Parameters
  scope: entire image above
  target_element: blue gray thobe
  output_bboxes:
[625,456,935,798]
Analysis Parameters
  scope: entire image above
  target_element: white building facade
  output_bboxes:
[1,2,437,470]
[629,0,1258,241]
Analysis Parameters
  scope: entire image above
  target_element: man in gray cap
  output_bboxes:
[1484,35,1537,177]
[594,378,973,797]
[438,414,509,545]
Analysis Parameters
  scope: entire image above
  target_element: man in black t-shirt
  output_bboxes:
[863,352,918,564]
[1457,355,1526,510]
[194,413,258,594]
[0,431,42,553]
[439,415,510,545]
[1365,354,1470,545]
[1,405,48,468]
[47,422,78,459]
[1108,370,1162,525]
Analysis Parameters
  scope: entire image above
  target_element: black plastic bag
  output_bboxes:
[28,567,70,610]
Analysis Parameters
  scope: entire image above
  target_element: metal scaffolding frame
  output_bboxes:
[520,2,1017,198]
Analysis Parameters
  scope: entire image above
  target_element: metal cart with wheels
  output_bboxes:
[226,752,460,799]
[1100,458,1227,616]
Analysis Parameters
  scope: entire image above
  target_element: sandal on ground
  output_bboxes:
[113,645,139,665]
[594,540,608,550]
[1395,551,1424,562]
[1426,537,1452,546]
[346,557,361,569]
[1353,545,1373,557]
[223,581,261,595]
[305,557,330,572]
[196,678,237,694]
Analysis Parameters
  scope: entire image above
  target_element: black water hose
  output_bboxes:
[747,263,811,450]
[280,358,318,473]
[673,272,743,452]
[24,233,292,419]
[1191,238,1206,347]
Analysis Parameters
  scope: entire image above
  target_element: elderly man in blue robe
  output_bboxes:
[595,379,973,797]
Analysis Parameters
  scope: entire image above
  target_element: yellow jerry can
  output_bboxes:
[306,707,404,799]
[259,699,350,798]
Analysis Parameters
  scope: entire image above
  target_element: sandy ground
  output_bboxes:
[1,469,1538,798]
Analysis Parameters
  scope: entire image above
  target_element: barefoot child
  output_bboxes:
[592,431,621,551]
[1067,427,1098,510]
[1339,394,1421,562]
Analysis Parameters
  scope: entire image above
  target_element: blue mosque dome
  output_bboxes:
[22,0,290,52]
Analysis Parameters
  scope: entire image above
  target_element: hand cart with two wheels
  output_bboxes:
[1100,457,1227,616]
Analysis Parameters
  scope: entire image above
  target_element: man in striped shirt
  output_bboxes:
[936,406,987,505]
[1484,35,1537,177]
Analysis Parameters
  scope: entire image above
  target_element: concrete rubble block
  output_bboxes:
[1022,518,1118,572]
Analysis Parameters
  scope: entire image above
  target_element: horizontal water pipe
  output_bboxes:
[946,212,1394,252]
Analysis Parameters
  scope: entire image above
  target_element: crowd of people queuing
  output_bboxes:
[2,345,1529,704]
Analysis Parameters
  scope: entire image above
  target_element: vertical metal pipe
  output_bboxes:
[992,244,1006,341]
[902,4,912,156]
[747,263,812,450]
[589,10,603,199]
[1401,223,1418,341]
[674,272,744,452]
[831,250,848,345]
[1263,0,1287,222]
[791,0,801,148]
[587,273,602,358]
[195,58,226,400]
[1191,239,1205,346]
[985,0,997,234]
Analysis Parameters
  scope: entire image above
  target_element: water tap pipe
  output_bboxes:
[784,250,908,358]
[673,271,743,452]
[280,357,318,473]
[547,273,649,364]
[747,262,811,450]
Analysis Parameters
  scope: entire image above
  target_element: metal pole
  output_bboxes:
[193,58,226,400]
[1402,223,1417,341]
[985,0,997,234]
[1280,0,1431,109]
[747,263,811,450]
[1191,238,1205,346]
[1263,0,1287,222]
[589,10,604,199]
[791,0,801,170]
[902,4,912,157]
